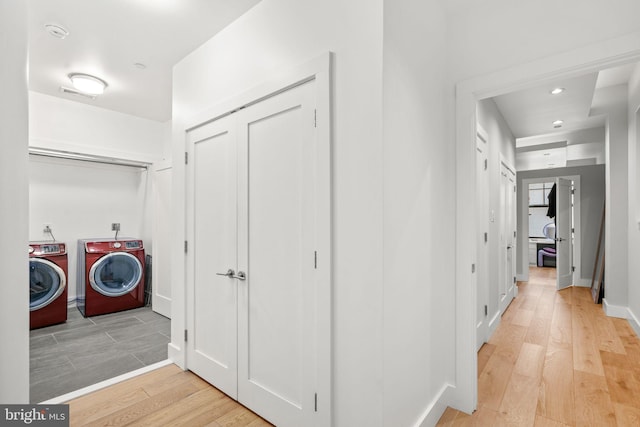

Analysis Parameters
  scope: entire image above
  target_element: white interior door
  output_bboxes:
[556,178,573,290]
[187,79,324,427]
[499,163,516,314]
[151,163,172,318]
[186,114,239,398]
[476,131,489,350]
[236,81,317,427]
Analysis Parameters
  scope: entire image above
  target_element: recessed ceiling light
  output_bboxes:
[133,63,147,70]
[68,73,108,95]
[44,23,69,39]
[550,87,565,95]
[544,153,551,156]
[552,120,564,128]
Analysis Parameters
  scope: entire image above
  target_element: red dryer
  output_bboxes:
[29,242,68,329]
[77,239,145,317]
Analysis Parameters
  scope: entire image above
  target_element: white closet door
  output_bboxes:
[556,178,573,290]
[236,80,317,426]
[186,115,238,398]
[152,163,172,318]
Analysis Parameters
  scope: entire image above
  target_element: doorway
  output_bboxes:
[454,38,640,413]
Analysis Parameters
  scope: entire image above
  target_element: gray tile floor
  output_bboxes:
[30,306,170,403]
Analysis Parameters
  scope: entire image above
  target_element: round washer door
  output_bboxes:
[89,252,143,297]
[30,258,66,311]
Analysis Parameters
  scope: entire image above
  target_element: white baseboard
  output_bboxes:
[40,359,173,404]
[487,310,501,340]
[574,278,591,287]
[516,274,527,282]
[628,308,640,337]
[416,384,454,427]
[602,299,629,319]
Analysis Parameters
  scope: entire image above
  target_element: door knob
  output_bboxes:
[216,269,235,278]
[233,271,246,281]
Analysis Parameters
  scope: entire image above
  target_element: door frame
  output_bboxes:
[519,176,582,286]
[453,33,640,413]
[178,52,332,427]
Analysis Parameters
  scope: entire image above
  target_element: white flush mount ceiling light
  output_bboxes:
[44,23,69,39]
[552,120,564,128]
[68,73,108,95]
[550,87,565,95]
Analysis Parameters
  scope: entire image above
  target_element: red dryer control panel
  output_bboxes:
[29,243,67,256]
[85,240,144,254]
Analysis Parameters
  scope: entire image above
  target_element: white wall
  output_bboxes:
[0,0,30,403]
[477,98,516,323]
[591,85,629,309]
[171,0,385,425]
[29,92,167,161]
[446,0,640,83]
[627,64,640,330]
[382,0,453,425]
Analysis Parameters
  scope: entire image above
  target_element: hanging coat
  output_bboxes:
[546,183,556,218]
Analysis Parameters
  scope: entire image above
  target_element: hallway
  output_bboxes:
[438,267,640,426]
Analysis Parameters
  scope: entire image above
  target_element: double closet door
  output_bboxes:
[186,80,322,427]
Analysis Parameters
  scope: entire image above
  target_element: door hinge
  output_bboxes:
[484,159,488,170]
[184,240,188,253]
[185,152,188,165]
[314,393,318,412]
[571,188,575,195]
[484,305,488,316]
[514,231,516,238]
[471,264,476,273]
[184,329,188,341]
[513,277,517,284]
[484,232,488,243]
[572,266,576,272]
[314,109,317,128]
[314,251,317,269]
[572,227,575,233]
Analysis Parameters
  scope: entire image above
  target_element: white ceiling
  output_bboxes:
[28,0,262,122]
[492,63,637,171]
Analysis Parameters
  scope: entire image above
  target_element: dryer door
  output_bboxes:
[89,252,143,297]
[30,259,66,311]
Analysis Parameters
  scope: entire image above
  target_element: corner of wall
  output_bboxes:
[416,384,455,427]
[627,306,640,337]
[603,298,630,319]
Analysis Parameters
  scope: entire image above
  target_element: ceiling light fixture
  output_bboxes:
[550,87,565,95]
[44,23,69,39]
[68,73,108,95]
[133,63,147,70]
[544,153,551,156]
[552,120,564,128]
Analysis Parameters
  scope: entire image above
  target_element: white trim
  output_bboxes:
[39,359,173,404]
[627,308,640,336]
[516,274,527,281]
[415,384,454,427]
[602,298,629,319]
[455,31,640,413]
[575,278,592,287]
[487,309,501,339]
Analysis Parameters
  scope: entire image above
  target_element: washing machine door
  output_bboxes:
[89,252,143,297]
[30,259,66,311]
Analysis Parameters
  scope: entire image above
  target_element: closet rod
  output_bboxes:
[28,147,151,169]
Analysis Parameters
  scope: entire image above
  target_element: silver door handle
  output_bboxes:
[216,269,235,278]
[233,271,246,281]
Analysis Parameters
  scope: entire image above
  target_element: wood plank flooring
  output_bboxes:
[438,267,640,426]
[66,364,274,426]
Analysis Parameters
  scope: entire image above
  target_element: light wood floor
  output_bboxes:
[438,267,640,426]
[66,364,273,426]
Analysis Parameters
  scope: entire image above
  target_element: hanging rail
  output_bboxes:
[28,146,152,169]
